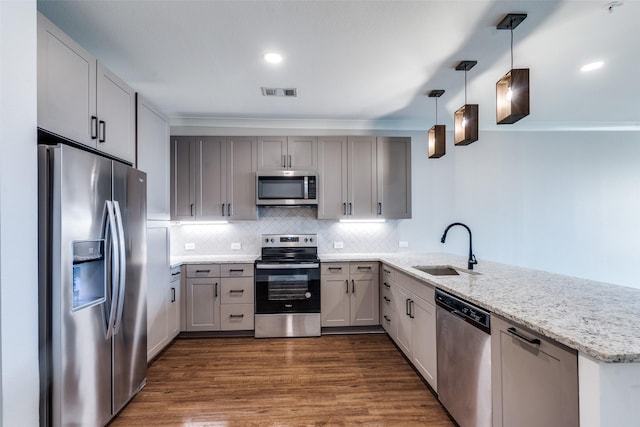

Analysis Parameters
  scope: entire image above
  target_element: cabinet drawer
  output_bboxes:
[221,277,254,304]
[321,263,349,276]
[350,262,378,276]
[220,304,254,330]
[220,263,253,277]
[381,264,395,283]
[411,278,435,303]
[186,264,220,278]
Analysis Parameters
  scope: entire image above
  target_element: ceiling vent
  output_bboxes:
[261,87,297,97]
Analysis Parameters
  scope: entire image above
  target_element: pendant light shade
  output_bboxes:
[427,90,445,158]
[496,13,530,125]
[454,60,479,145]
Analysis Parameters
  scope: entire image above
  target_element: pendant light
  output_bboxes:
[454,60,479,145]
[496,13,529,124]
[428,90,445,158]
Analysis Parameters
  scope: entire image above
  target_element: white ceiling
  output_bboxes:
[37,0,640,131]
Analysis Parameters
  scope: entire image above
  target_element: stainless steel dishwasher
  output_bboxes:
[436,289,492,427]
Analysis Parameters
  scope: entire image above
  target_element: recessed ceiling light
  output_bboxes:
[581,61,604,72]
[264,52,283,64]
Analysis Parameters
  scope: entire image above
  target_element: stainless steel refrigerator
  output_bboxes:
[38,142,147,427]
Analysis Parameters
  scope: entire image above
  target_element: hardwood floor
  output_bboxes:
[111,334,454,426]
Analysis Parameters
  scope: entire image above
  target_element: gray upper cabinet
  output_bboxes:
[170,136,196,220]
[318,136,411,219]
[318,136,349,219]
[377,137,412,219]
[171,136,257,221]
[257,136,318,171]
[37,13,135,164]
[137,95,170,220]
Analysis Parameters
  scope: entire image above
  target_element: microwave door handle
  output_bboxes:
[304,176,308,199]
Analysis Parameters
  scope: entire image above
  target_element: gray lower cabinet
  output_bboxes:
[321,262,379,327]
[318,136,411,219]
[184,264,254,332]
[146,225,180,361]
[170,136,258,221]
[383,264,437,391]
[491,315,579,427]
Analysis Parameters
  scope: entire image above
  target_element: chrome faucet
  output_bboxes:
[440,222,478,270]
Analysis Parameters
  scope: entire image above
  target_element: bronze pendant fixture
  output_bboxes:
[454,60,479,145]
[428,90,446,158]
[496,13,530,125]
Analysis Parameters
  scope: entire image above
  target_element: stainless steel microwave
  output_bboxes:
[256,171,318,206]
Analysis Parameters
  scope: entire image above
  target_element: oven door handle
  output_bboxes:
[255,263,320,270]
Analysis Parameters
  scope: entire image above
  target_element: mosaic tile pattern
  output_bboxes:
[170,207,399,256]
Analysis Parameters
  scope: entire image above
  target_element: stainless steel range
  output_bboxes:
[254,234,321,338]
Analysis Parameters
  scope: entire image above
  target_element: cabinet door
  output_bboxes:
[492,316,579,427]
[411,296,438,391]
[317,136,348,219]
[137,95,170,219]
[287,136,318,170]
[167,275,181,341]
[96,62,135,163]
[257,136,287,170]
[226,137,258,220]
[146,227,169,361]
[170,137,196,220]
[185,278,220,331]
[377,137,411,219]
[350,275,379,326]
[394,285,412,356]
[37,13,97,147]
[321,275,350,327]
[348,136,377,218]
[197,136,226,220]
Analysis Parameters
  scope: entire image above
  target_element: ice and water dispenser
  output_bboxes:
[71,240,106,310]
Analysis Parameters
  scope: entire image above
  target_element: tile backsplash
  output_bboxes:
[170,207,399,256]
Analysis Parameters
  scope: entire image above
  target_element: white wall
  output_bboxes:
[0,1,40,426]
[416,129,640,289]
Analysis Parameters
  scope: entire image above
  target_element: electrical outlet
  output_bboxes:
[333,241,344,249]
[231,242,241,250]
[399,241,409,248]
[185,243,195,250]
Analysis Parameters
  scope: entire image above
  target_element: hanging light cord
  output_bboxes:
[510,18,514,70]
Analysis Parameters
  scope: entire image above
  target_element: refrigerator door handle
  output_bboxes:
[112,201,128,335]
[104,200,120,339]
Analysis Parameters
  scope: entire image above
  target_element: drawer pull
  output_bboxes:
[328,267,343,271]
[171,287,176,303]
[195,269,211,273]
[229,289,245,294]
[171,272,181,276]
[383,296,390,303]
[384,315,391,323]
[383,282,390,289]
[383,269,391,274]
[357,266,372,270]
[229,269,244,273]
[229,314,245,319]
[507,327,541,346]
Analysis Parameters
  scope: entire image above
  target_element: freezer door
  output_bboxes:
[43,144,114,427]
[111,162,147,414]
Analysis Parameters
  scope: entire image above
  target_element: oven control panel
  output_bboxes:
[261,234,317,247]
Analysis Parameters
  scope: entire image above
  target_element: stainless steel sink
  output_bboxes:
[413,265,460,276]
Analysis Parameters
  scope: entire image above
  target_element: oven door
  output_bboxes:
[255,262,320,314]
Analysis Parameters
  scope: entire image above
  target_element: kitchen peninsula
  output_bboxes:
[171,252,640,427]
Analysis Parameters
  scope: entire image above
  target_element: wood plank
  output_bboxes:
[111,335,454,426]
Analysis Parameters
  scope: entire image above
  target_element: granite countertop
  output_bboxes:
[324,252,640,363]
[170,252,640,363]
